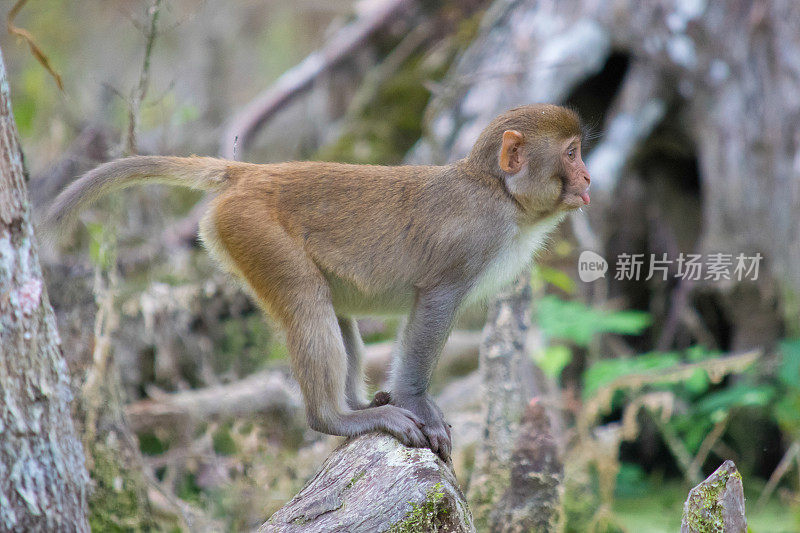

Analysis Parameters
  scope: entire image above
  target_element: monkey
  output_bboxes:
[43,104,591,460]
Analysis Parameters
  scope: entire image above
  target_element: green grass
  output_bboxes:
[614,480,799,533]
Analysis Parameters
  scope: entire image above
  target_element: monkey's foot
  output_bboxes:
[311,405,428,449]
[390,393,452,461]
[368,405,429,449]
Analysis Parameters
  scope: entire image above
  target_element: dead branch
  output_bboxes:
[126,370,303,432]
[126,330,481,431]
[220,0,416,159]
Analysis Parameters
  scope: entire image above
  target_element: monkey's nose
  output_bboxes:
[583,173,591,186]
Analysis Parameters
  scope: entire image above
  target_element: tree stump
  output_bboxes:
[260,434,475,532]
[490,400,563,533]
[681,460,746,533]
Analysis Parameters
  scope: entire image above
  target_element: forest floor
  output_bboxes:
[614,481,799,532]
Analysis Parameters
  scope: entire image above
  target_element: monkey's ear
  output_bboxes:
[499,130,525,174]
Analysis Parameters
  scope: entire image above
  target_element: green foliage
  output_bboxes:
[535,265,577,294]
[695,383,775,418]
[88,442,158,532]
[583,351,681,399]
[533,344,573,380]
[86,221,117,270]
[217,314,276,376]
[536,295,651,347]
[177,472,204,506]
[138,431,169,455]
[614,463,648,498]
[774,339,800,436]
[213,425,238,456]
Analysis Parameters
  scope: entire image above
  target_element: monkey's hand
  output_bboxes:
[390,393,452,461]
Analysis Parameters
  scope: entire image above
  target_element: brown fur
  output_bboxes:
[44,104,590,459]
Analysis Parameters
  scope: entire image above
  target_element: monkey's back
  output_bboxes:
[221,161,517,307]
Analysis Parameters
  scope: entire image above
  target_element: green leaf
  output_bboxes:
[615,462,647,497]
[685,345,720,362]
[536,295,650,347]
[695,383,774,416]
[778,339,800,388]
[533,344,572,380]
[536,266,576,294]
[684,368,710,395]
[773,395,800,434]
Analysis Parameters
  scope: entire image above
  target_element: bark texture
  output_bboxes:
[681,460,746,533]
[0,48,90,532]
[260,434,475,533]
[489,400,563,533]
[467,273,539,528]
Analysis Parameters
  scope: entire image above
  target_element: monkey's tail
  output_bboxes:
[41,155,232,241]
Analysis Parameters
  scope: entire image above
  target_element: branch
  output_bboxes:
[126,370,302,432]
[126,330,481,431]
[219,0,416,159]
[259,434,475,532]
[124,0,163,155]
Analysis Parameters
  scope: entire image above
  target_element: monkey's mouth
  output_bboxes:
[579,191,591,205]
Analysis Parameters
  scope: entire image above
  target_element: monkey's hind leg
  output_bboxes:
[211,200,427,448]
[338,317,370,410]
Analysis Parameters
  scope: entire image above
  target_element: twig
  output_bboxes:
[756,440,800,509]
[657,278,694,350]
[6,0,63,90]
[687,416,728,484]
[220,0,416,159]
[342,16,432,123]
[124,0,163,155]
[649,407,699,484]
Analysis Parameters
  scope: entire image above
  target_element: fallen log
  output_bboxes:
[259,434,475,532]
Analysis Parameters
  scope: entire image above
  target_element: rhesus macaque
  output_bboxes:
[45,104,590,460]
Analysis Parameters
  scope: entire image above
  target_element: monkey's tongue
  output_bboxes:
[580,192,591,205]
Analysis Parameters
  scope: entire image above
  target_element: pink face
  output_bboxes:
[558,136,591,210]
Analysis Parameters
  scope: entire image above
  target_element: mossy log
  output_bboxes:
[681,460,746,533]
[259,434,475,533]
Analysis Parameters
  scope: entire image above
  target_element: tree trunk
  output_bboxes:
[259,434,475,533]
[0,47,90,532]
[467,272,538,527]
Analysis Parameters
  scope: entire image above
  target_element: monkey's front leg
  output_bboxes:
[390,285,462,460]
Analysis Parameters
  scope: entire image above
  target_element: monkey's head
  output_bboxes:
[468,104,591,219]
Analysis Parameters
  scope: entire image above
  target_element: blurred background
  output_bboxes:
[2,0,799,531]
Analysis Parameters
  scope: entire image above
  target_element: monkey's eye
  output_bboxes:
[567,147,576,161]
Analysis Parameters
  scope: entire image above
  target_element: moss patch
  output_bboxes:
[88,442,160,533]
[681,468,741,533]
[390,483,450,533]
